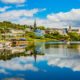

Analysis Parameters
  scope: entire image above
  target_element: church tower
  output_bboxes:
[34,19,37,27]
[68,26,71,32]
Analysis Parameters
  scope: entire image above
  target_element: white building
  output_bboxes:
[11,29,25,34]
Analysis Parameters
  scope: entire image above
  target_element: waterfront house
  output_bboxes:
[11,29,25,34]
[11,48,25,54]
[2,33,14,36]
[10,29,25,37]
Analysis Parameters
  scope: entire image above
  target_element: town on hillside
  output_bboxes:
[0,20,80,47]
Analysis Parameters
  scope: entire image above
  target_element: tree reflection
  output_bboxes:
[0,43,44,61]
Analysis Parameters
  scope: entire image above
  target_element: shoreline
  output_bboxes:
[1,39,80,44]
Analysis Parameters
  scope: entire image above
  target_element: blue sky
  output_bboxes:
[0,0,80,28]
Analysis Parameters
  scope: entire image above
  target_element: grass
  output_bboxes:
[0,36,59,44]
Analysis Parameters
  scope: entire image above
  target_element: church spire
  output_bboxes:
[34,19,37,27]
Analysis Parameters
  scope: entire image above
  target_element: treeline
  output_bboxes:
[0,21,80,41]
[0,21,46,30]
[69,32,80,41]
[0,21,30,30]
[44,31,70,41]
[44,31,80,41]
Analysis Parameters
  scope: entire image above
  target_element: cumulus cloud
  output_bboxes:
[0,8,80,28]
[47,57,80,71]
[12,9,80,28]
[15,9,80,28]
[31,54,80,71]
[0,51,80,75]
[0,69,9,74]
[47,9,80,21]
[0,8,46,26]
[0,6,11,12]
[0,8,46,21]
[0,59,38,71]
[35,45,80,71]
[35,44,80,71]
[1,0,26,4]
[46,9,80,27]
[2,77,25,80]
[0,56,47,74]
[16,4,25,7]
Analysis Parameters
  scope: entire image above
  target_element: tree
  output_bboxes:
[69,32,79,41]
[37,26,46,30]
[44,33,56,39]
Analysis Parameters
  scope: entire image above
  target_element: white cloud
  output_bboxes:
[29,54,80,72]
[0,69,9,74]
[0,9,42,21]
[0,8,46,25]
[0,56,39,71]
[46,9,80,27]
[0,51,80,75]
[1,0,26,4]
[0,56,47,73]
[12,9,80,28]
[0,8,80,28]
[16,4,25,7]
[47,57,80,71]
[0,6,11,12]
[47,9,80,21]
[2,77,25,80]
[0,60,38,71]
[39,8,46,11]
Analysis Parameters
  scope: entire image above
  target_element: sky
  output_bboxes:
[0,0,80,28]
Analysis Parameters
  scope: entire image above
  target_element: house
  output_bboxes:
[53,28,68,35]
[2,33,14,36]
[71,29,80,35]
[25,28,31,32]
[68,26,80,35]
[45,30,52,34]
[11,48,25,54]
[45,28,68,35]
[10,29,25,36]
[34,29,45,37]
[11,29,25,34]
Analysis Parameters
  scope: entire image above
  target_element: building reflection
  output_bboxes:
[42,42,80,57]
[1,42,80,61]
[0,43,44,61]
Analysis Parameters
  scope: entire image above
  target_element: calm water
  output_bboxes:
[0,41,80,80]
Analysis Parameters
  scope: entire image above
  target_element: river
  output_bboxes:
[0,41,80,80]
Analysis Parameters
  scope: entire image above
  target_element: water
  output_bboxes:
[0,41,80,80]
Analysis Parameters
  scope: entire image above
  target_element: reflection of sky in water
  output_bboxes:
[0,42,80,80]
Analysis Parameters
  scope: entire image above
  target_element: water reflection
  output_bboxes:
[0,44,44,61]
[3,78,25,80]
[0,42,80,80]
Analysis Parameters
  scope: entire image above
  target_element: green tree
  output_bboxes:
[69,32,79,41]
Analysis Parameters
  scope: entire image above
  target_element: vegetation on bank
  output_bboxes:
[25,31,80,42]
[0,21,80,42]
